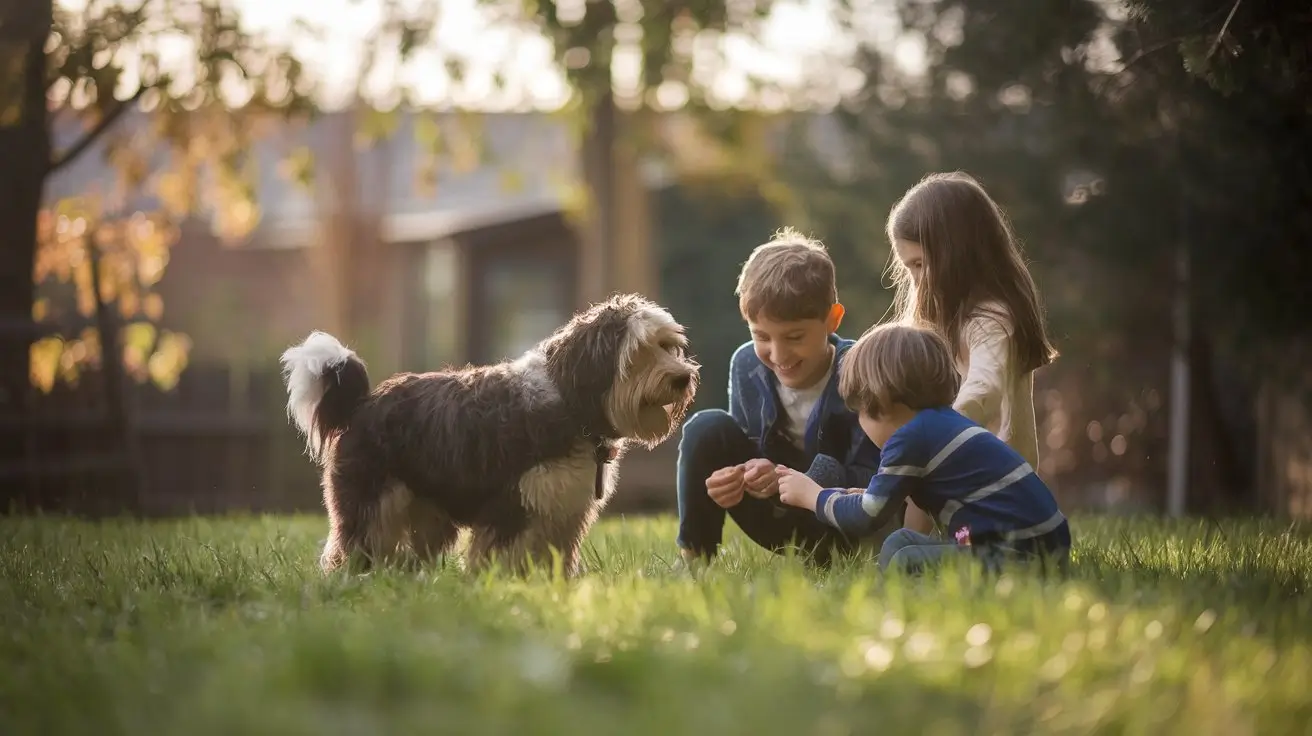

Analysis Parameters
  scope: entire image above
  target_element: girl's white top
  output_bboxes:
[952,302,1040,471]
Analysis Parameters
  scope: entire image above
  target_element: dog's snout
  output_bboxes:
[670,374,692,391]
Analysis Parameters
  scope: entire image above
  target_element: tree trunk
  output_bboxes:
[304,105,401,373]
[573,0,618,308]
[578,87,616,307]
[88,232,145,512]
[0,0,53,501]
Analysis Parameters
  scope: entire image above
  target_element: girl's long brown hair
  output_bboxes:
[886,171,1058,373]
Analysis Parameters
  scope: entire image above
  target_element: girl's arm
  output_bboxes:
[954,312,1012,431]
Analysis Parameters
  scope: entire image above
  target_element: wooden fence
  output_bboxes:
[0,362,321,517]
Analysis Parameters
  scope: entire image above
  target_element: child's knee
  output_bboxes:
[876,524,918,558]
[881,545,918,574]
[682,408,736,433]
[878,528,918,569]
[679,409,740,450]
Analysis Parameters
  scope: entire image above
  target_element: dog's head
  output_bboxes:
[540,293,700,448]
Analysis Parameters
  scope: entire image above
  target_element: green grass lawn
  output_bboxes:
[2,513,1311,735]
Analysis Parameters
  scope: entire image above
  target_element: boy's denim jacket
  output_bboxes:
[727,334,882,490]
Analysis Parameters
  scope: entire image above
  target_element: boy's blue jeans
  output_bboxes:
[878,528,969,573]
[675,409,858,566]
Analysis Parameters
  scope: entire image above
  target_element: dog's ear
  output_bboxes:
[543,301,631,397]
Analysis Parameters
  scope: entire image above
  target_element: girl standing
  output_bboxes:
[884,171,1059,533]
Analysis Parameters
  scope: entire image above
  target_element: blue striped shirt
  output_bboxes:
[814,407,1070,555]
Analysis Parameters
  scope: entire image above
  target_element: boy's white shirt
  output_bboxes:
[776,348,834,451]
[953,301,1041,471]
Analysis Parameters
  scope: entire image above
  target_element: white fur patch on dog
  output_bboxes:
[280,331,358,448]
[517,442,612,520]
[511,349,561,406]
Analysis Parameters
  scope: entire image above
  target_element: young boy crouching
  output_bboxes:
[674,229,888,567]
[775,323,1072,574]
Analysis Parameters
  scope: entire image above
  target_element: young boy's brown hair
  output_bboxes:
[839,323,961,419]
[735,227,839,322]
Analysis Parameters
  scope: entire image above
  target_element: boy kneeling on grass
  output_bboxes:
[674,228,888,569]
[775,322,1072,574]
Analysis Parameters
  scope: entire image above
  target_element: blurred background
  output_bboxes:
[1,0,1309,521]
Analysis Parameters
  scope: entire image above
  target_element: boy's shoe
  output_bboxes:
[678,546,714,572]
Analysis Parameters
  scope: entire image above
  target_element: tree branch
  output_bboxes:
[48,86,147,174]
[1091,2,1242,98]
[1205,0,1243,61]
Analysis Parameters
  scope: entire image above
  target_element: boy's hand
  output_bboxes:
[741,458,779,498]
[775,465,823,512]
[706,465,746,509]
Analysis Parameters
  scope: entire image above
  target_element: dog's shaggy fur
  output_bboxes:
[280,293,699,576]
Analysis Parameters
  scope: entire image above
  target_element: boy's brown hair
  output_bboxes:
[735,227,838,322]
[839,323,961,418]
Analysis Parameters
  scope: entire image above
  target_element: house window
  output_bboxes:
[420,239,461,367]
[483,255,571,362]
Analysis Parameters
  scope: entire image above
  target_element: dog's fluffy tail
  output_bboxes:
[280,331,370,462]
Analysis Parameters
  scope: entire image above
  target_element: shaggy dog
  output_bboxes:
[279,293,699,576]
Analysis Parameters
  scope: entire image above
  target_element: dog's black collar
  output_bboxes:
[593,438,617,500]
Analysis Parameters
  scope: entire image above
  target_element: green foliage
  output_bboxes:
[1120,0,1312,100]
[1109,0,1312,354]
[2,514,1311,733]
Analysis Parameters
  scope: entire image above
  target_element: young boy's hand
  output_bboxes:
[775,465,822,512]
[741,458,779,498]
[706,465,746,509]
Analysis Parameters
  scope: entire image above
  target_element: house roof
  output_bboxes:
[43,107,674,248]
